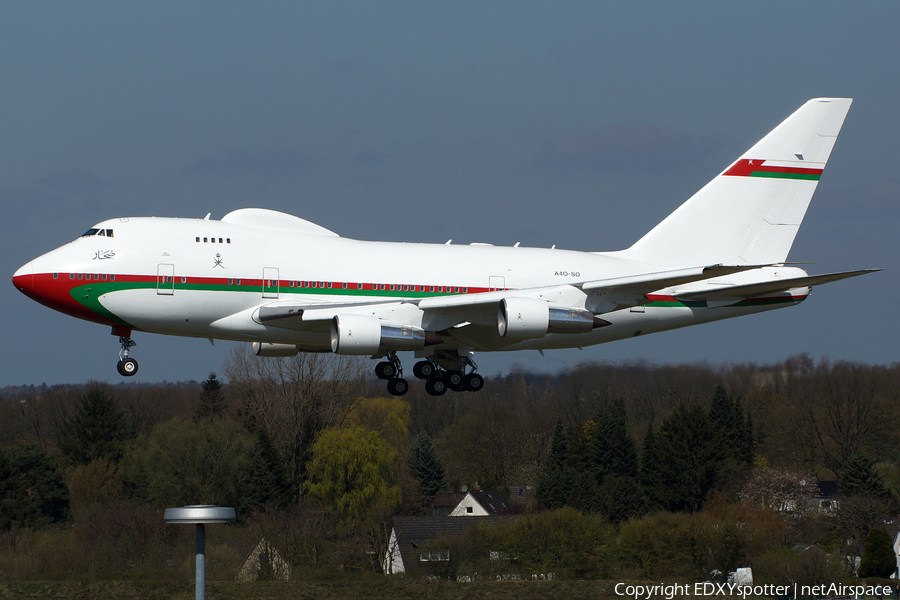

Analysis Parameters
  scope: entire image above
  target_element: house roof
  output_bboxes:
[388,516,517,574]
[468,489,510,515]
[876,516,900,544]
[431,492,466,508]
[509,485,536,505]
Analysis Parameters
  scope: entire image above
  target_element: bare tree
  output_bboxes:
[224,347,368,486]
[781,360,897,474]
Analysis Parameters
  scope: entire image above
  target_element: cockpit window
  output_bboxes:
[81,228,114,238]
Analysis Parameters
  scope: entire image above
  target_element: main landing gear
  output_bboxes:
[115,329,139,377]
[374,351,409,396]
[373,351,484,397]
[414,355,484,397]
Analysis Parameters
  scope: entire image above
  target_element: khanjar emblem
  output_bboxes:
[213,253,224,268]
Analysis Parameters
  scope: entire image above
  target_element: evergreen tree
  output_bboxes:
[407,432,446,500]
[737,403,756,465]
[241,429,292,513]
[654,403,725,512]
[196,372,227,418]
[639,421,667,509]
[840,453,888,498]
[0,444,69,529]
[566,420,595,474]
[567,470,602,514]
[858,527,896,578]
[537,418,574,509]
[59,387,131,465]
[709,385,742,460]
[590,398,638,483]
[599,475,648,525]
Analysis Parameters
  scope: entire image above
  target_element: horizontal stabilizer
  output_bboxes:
[675,269,881,302]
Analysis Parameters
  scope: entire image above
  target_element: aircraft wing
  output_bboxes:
[579,264,763,294]
[256,300,401,331]
[253,264,864,334]
[673,268,881,304]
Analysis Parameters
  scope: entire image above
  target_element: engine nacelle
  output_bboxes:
[330,314,430,355]
[498,297,549,339]
[499,298,597,339]
[252,342,300,357]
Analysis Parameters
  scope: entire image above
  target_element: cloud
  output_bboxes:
[180,149,314,179]
[535,123,726,174]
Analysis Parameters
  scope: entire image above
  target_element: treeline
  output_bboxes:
[0,351,899,584]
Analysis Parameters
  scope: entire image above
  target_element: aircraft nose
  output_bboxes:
[13,261,33,294]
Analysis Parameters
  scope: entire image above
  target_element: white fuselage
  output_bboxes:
[14,213,807,357]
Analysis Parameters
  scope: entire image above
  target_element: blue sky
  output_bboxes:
[2,2,897,385]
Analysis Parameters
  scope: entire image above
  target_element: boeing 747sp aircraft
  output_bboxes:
[13,98,878,396]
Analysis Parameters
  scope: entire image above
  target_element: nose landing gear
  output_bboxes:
[116,335,138,377]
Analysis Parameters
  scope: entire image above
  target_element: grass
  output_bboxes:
[0,577,629,600]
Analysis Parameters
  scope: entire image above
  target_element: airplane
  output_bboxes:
[13,97,879,396]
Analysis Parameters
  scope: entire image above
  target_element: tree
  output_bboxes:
[590,398,639,483]
[242,429,293,513]
[858,527,896,578]
[196,372,227,418]
[59,387,131,465]
[639,421,667,509]
[225,347,366,484]
[653,403,725,512]
[124,417,255,508]
[598,475,648,524]
[0,444,69,529]
[739,468,819,524]
[840,453,889,498]
[567,470,601,514]
[407,432,445,501]
[303,424,401,532]
[67,457,124,511]
[537,418,574,509]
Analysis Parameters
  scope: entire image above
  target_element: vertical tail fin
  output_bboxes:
[624,98,852,267]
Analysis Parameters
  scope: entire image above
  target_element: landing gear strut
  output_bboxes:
[414,354,483,396]
[375,351,409,397]
[116,335,138,377]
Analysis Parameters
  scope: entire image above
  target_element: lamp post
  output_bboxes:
[164,505,236,600]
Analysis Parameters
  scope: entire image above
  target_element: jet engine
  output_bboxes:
[252,342,300,357]
[498,298,596,339]
[330,314,432,355]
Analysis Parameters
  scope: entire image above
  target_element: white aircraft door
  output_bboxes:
[157,264,175,295]
[489,276,505,292]
[263,267,279,299]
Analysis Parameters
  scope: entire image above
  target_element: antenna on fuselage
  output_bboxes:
[203,213,211,220]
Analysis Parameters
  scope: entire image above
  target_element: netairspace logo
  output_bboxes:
[614,582,894,599]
